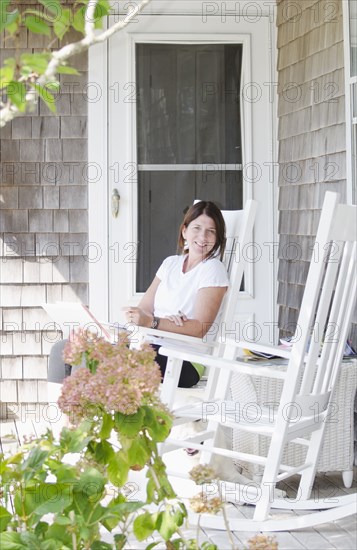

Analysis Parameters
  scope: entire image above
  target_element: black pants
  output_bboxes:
[151,344,200,388]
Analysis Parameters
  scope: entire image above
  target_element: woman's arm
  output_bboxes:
[138,276,161,313]
[160,286,227,338]
[122,276,161,326]
[125,285,227,338]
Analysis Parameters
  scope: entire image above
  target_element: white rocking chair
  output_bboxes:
[158,191,357,530]
[129,199,258,409]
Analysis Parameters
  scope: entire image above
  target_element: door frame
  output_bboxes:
[88,4,279,343]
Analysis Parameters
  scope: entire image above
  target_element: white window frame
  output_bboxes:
[343,0,357,204]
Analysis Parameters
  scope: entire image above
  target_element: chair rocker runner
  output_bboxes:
[129,199,258,409]
[158,191,357,530]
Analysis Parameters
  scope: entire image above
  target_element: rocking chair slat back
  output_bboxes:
[293,194,357,400]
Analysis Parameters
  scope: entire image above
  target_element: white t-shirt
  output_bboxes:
[154,255,229,319]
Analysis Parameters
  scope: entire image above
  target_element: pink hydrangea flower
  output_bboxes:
[58,333,162,422]
[63,328,97,366]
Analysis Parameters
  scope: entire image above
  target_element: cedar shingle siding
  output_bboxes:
[0,2,88,403]
[276,0,356,346]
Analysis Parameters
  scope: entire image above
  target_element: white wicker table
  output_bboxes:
[230,357,357,487]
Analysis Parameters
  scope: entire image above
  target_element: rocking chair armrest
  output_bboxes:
[219,337,292,359]
[159,346,288,380]
[128,325,216,351]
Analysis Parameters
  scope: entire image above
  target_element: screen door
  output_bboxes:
[135,43,243,291]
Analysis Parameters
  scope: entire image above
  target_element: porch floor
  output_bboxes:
[1,404,356,550]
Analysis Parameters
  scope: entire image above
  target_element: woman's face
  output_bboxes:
[182,214,217,259]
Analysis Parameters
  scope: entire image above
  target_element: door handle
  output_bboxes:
[111,188,120,218]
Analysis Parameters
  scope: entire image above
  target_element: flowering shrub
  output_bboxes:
[0,331,278,550]
[0,331,188,549]
[59,330,162,418]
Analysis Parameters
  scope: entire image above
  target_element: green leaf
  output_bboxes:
[133,511,157,541]
[24,15,51,36]
[34,520,49,537]
[31,83,56,112]
[76,467,105,503]
[86,502,108,525]
[45,523,72,545]
[0,1,19,34]
[5,449,24,466]
[0,505,12,532]
[47,80,61,92]
[72,7,85,34]
[91,440,115,465]
[111,501,145,518]
[20,531,46,548]
[6,81,27,112]
[0,65,14,90]
[53,8,71,40]
[49,462,78,483]
[146,477,156,502]
[13,480,73,518]
[114,408,144,438]
[157,510,180,540]
[101,499,145,533]
[113,534,127,550]
[91,542,113,550]
[71,491,107,531]
[21,446,49,480]
[0,531,26,549]
[0,7,19,35]
[57,65,80,75]
[93,0,111,29]
[71,491,92,519]
[98,412,114,439]
[20,52,51,76]
[53,516,72,525]
[38,0,62,16]
[143,406,172,442]
[0,0,11,31]
[32,482,73,515]
[24,9,56,23]
[107,451,129,487]
[97,1,112,13]
[59,424,93,453]
[79,526,91,541]
[0,531,47,550]
[147,459,176,501]
[127,438,150,468]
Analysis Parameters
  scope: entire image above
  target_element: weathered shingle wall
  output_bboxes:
[276,0,356,345]
[0,2,88,403]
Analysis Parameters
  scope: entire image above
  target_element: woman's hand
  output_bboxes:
[122,307,152,327]
[165,312,188,326]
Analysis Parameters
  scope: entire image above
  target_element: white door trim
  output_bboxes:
[88,38,109,322]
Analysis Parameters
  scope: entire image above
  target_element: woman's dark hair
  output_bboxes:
[177,201,226,261]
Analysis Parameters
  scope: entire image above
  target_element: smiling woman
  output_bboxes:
[123,201,229,387]
[179,203,226,264]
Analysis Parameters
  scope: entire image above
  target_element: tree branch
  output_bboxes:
[0,0,151,126]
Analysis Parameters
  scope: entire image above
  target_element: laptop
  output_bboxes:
[42,302,127,342]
